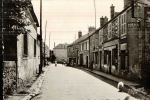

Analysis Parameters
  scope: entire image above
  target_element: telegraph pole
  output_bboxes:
[49,33,50,50]
[49,33,51,62]
[93,0,96,28]
[39,0,43,74]
[44,20,47,67]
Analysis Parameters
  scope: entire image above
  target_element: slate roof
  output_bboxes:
[67,30,95,47]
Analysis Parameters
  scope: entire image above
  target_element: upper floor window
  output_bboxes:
[82,43,84,51]
[24,33,28,56]
[121,13,126,35]
[34,39,36,57]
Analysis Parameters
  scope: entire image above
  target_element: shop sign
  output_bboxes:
[127,22,139,28]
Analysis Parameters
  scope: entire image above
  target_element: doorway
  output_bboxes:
[80,54,83,66]
[86,56,88,68]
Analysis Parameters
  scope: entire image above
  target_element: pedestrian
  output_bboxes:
[55,61,57,67]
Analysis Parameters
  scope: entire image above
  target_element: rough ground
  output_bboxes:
[32,64,137,100]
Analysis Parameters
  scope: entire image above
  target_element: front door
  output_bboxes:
[99,51,102,70]
[80,54,83,66]
[108,51,111,74]
[86,56,88,68]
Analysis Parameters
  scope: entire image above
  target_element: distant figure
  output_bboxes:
[117,81,124,92]
[63,61,66,66]
[55,61,57,67]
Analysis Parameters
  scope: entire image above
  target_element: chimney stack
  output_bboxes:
[110,4,115,19]
[88,27,96,33]
[104,16,108,23]
[100,16,104,27]
[100,16,108,27]
[78,31,82,38]
[124,0,132,8]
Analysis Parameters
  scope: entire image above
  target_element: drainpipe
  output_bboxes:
[88,34,90,68]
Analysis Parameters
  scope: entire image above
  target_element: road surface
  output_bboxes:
[32,64,137,100]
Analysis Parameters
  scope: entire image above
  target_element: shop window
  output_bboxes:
[112,48,118,66]
[120,50,126,70]
[104,51,107,64]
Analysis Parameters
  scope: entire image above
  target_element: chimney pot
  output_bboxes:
[110,4,115,19]
[78,31,82,38]
[88,27,96,33]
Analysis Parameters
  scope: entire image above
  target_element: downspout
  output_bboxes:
[88,34,90,68]
[16,36,18,92]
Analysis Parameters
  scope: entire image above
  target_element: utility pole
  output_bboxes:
[93,0,96,29]
[0,0,3,99]
[49,33,51,50]
[131,0,135,18]
[54,42,55,48]
[39,0,43,74]
[44,20,47,67]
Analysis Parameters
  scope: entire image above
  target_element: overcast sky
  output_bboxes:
[31,0,123,49]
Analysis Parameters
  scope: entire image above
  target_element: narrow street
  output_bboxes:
[32,64,137,100]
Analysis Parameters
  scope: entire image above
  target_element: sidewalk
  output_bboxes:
[79,67,150,99]
[5,65,50,100]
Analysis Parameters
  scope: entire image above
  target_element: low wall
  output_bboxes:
[3,61,17,95]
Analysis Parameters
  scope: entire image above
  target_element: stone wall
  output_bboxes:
[17,25,40,91]
[3,61,17,95]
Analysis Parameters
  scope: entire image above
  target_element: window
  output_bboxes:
[34,39,36,57]
[112,48,118,66]
[87,41,89,50]
[82,43,84,50]
[104,51,107,64]
[95,52,98,64]
[80,44,82,51]
[24,33,28,56]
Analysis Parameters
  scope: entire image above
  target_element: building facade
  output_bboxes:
[53,43,68,63]
[3,1,40,95]
[67,0,150,83]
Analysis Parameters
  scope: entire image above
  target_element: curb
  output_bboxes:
[21,67,49,100]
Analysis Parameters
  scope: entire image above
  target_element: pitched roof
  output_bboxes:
[29,3,39,27]
[68,31,95,47]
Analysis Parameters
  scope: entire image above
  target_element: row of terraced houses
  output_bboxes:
[67,0,150,83]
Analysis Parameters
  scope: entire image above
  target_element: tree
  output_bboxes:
[3,0,32,36]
